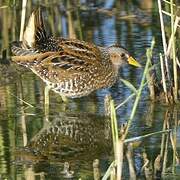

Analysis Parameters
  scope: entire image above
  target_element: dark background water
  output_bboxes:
[0,0,180,179]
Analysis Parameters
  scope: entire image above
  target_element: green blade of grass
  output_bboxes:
[120,78,137,93]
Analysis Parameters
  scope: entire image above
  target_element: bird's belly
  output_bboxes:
[32,68,116,98]
[49,81,94,98]
[45,78,115,98]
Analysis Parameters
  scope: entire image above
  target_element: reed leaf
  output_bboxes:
[120,78,137,94]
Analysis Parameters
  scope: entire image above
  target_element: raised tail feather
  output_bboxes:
[22,8,47,49]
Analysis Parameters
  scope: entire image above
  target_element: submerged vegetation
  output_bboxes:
[0,0,180,179]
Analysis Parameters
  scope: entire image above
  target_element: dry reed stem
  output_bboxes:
[170,131,178,173]
[163,0,176,6]
[110,167,116,180]
[141,152,153,179]
[154,154,162,178]
[162,110,171,175]
[160,53,169,103]
[146,70,155,100]
[160,110,169,157]
[158,0,170,81]
[170,107,179,173]
[116,140,124,180]
[102,161,116,180]
[162,133,169,174]
[19,0,27,41]
[126,143,136,180]
[167,17,180,56]
[170,0,178,102]
[145,38,155,101]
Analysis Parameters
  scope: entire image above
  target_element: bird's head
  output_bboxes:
[107,45,141,68]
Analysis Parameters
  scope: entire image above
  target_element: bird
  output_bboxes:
[11,8,141,100]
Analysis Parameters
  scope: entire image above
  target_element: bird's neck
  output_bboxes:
[112,64,121,76]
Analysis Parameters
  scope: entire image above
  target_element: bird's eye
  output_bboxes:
[121,53,125,58]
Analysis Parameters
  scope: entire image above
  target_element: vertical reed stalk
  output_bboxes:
[170,0,178,102]
[167,17,180,56]
[160,110,169,157]
[162,133,169,175]
[110,167,116,180]
[160,53,169,103]
[110,100,119,156]
[76,8,83,40]
[162,109,171,175]
[67,0,76,39]
[116,140,124,180]
[146,38,155,100]
[170,131,177,174]
[126,143,136,180]
[110,100,123,179]
[157,0,170,81]
[76,0,83,39]
[19,0,27,41]
[2,8,9,49]
[171,107,178,174]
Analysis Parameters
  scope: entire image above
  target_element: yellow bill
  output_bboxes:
[128,56,141,67]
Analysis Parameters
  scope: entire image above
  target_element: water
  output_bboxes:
[0,0,180,179]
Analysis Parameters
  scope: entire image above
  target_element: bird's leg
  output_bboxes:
[44,85,51,122]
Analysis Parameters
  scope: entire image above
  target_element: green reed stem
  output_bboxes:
[123,40,154,140]
[110,100,119,156]
[124,129,171,143]
[115,93,135,110]
[115,81,149,110]
[76,7,83,40]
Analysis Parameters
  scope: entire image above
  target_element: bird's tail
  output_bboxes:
[22,8,47,49]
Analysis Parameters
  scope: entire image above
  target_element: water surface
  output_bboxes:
[0,0,180,179]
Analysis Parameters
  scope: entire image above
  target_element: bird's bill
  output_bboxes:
[128,56,141,67]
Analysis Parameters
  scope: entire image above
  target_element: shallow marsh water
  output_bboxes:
[0,0,180,179]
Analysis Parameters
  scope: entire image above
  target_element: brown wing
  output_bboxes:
[34,39,103,82]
